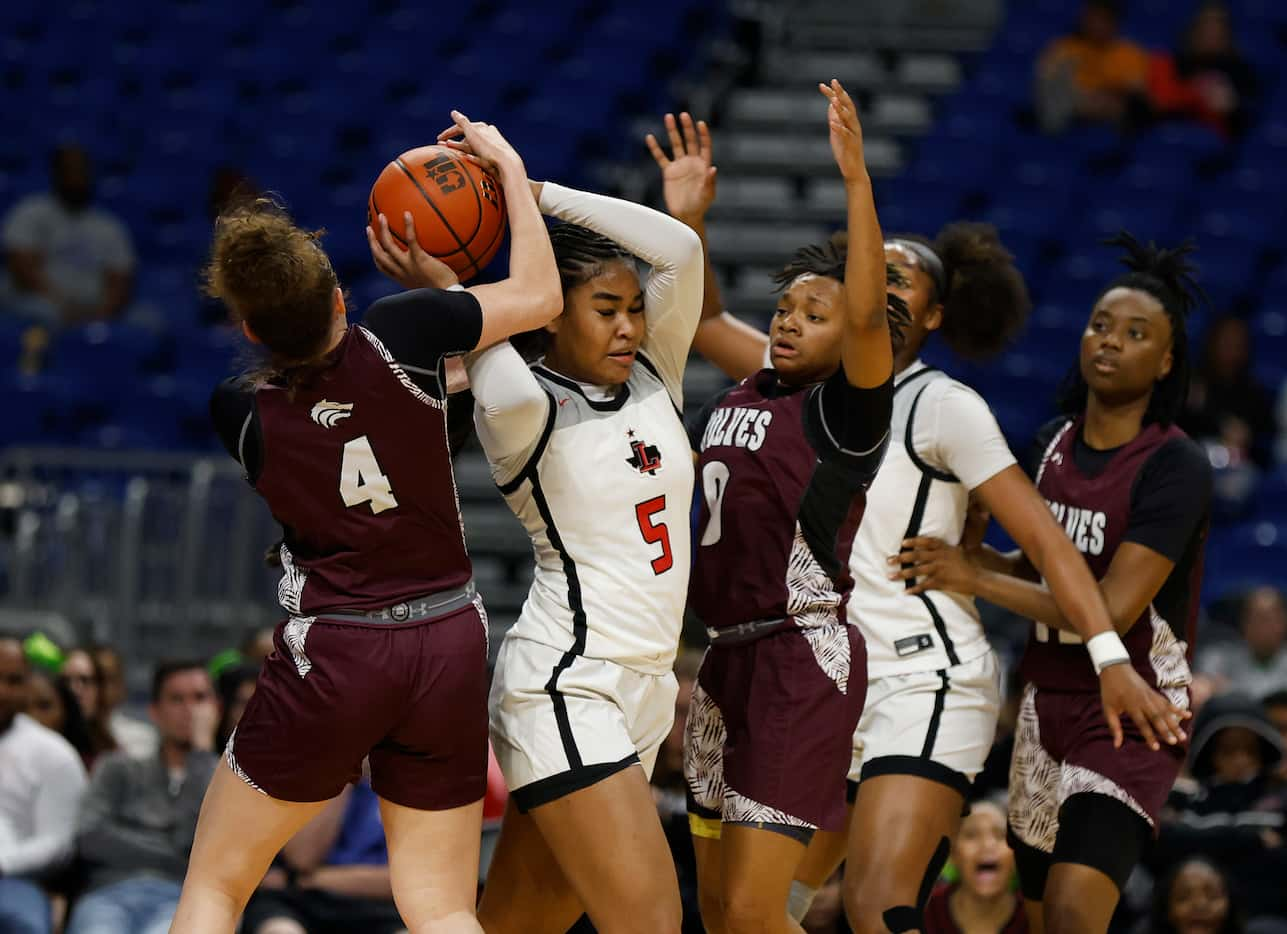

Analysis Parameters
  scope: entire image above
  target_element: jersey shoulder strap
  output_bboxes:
[894,368,958,484]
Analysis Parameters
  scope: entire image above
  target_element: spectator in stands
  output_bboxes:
[1181,316,1274,468]
[26,666,95,768]
[91,644,159,758]
[0,636,89,934]
[1154,692,1287,923]
[1148,2,1257,139]
[60,648,121,763]
[238,625,277,666]
[214,662,258,753]
[1035,0,1152,133]
[923,799,1026,934]
[1145,856,1244,934]
[240,778,405,934]
[0,144,136,327]
[1265,690,1287,785]
[1199,587,1287,701]
[65,661,219,934]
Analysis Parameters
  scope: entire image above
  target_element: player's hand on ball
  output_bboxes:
[890,537,980,596]
[438,110,522,176]
[1098,663,1190,751]
[819,79,868,182]
[646,112,717,227]
[367,211,460,290]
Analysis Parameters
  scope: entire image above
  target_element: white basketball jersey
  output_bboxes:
[499,354,694,676]
[847,363,1015,677]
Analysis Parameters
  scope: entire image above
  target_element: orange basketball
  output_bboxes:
[367,145,508,282]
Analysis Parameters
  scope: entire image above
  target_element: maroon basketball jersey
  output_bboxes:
[1021,417,1208,692]
[689,370,885,632]
[253,326,472,615]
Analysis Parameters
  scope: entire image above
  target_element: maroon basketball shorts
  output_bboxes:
[684,623,866,840]
[226,601,489,811]
[1008,683,1188,856]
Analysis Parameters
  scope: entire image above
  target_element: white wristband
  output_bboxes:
[1086,631,1131,674]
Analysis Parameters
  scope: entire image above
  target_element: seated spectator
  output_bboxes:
[91,644,158,758]
[1035,0,1151,133]
[1155,693,1287,923]
[60,649,121,763]
[65,661,219,934]
[924,798,1027,934]
[0,636,89,934]
[0,145,136,327]
[1148,2,1257,139]
[214,662,258,753]
[241,778,404,934]
[1181,316,1274,470]
[1199,587,1287,701]
[1266,690,1287,784]
[26,665,95,768]
[1144,856,1243,934]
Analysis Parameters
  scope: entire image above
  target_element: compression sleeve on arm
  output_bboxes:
[466,342,553,485]
[538,182,703,406]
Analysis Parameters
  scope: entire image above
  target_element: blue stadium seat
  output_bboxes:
[1250,309,1287,388]
[1203,521,1287,601]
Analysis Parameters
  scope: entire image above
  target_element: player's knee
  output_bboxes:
[719,876,789,933]
[1041,892,1100,934]
[698,885,726,934]
[843,873,925,934]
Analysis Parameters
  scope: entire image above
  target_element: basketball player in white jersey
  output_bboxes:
[405,123,702,932]
[648,112,1191,933]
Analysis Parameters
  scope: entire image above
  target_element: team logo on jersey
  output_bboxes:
[310,400,354,429]
[625,429,663,476]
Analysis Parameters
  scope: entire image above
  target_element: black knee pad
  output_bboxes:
[1009,827,1052,902]
[879,835,950,933]
[1052,793,1151,892]
[883,906,922,933]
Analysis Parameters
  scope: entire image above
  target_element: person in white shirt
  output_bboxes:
[368,158,702,930]
[0,637,89,934]
[651,111,1168,932]
[1,145,135,326]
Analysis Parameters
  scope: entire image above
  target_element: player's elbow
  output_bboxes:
[673,223,703,266]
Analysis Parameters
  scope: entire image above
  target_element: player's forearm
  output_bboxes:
[971,570,1078,634]
[684,219,725,326]
[840,174,892,388]
[691,315,768,381]
[494,163,560,327]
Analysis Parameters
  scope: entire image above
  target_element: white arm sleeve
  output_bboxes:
[928,382,1018,490]
[538,182,703,406]
[466,342,552,485]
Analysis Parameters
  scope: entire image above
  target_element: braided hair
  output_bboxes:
[1056,232,1202,427]
[511,223,636,361]
[772,231,913,353]
[889,223,1031,361]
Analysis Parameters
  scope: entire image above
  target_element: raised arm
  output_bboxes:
[822,80,891,390]
[367,111,561,351]
[534,181,702,406]
[646,113,768,381]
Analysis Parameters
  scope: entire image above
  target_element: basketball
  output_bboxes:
[367,144,508,282]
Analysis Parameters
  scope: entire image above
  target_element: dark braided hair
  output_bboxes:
[1056,232,1202,427]
[511,222,636,361]
[891,223,1031,361]
[771,231,913,353]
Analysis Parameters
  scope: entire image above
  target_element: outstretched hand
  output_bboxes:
[819,79,868,182]
[645,112,717,226]
[889,537,981,596]
[367,211,460,290]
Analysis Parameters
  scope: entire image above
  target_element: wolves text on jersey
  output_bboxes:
[701,407,774,453]
[1045,499,1107,556]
